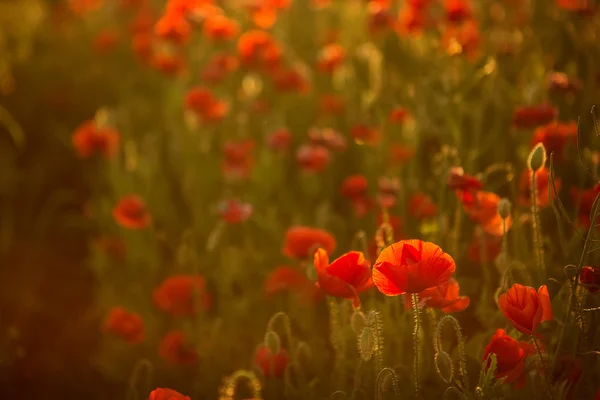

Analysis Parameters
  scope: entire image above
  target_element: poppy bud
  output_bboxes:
[295,341,312,365]
[264,331,281,355]
[498,198,512,219]
[358,327,375,361]
[434,351,454,384]
[528,143,547,172]
[351,310,367,336]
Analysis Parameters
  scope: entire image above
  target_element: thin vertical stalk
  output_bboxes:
[412,293,421,397]
[530,171,545,277]
[532,336,554,400]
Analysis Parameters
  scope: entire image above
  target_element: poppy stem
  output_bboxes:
[125,358,154,400]
[530,171,546,278]
[531,336,554,400]
[411,293,421,398]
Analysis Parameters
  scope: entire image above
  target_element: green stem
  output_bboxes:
[412,293,421,398]
[530,171,545,277]
[532,336,554,400]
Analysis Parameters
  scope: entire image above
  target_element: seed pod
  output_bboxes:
[434,351,454,384]
[527,143,547,172]
[351,311,366,336]
[358,327,375,361]
[264,331,281,355]
[497,198,511,219]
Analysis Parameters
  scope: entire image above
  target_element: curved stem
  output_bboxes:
[412,293,421,398]
[435,315,470,392]
[532,336,554,400]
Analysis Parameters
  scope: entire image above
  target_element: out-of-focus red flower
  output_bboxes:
[266,128,292,151]
[130,9,155,36]
[444,0,472,23]
[238,30,281,70]
[389,144,415,166]
[441,19,480,60]
[221,139,255,180]
[132,33,153,63]
[272,66,310,94]
[580,266,600,293]
[367,1,394,34]
[218,199,253,224]
[482,329,533,388]
[159,330,198,366]
[340,175,369,199]
[467,234,502,264]
[448,167,482,191]
[153,274,212,317]
[547,72,581,94]
[203,14,240,40]
[556,0,595,14]
[72,120,120,159]
[264,266,324,305]
[498,283,552,335]
[351,196,374,218]
[296,144,331,172]
[518,167,559,208]
[351,124,381,145]
[113,195,152,229]
[93,28,119,54]
[317,43,346,74]
[319,94,345,115]
[95,236,126,261]
[531,122,577,161]
[408,192,437,219]
[103,306,144,344]
[148,388,191,400]
[457,190,512,236]
[314,248,373,308]
[405,278,470,313]
[184,86,229,123]
[373,239,456,295]
[571,185,600,227]
[397,5,428,35]
[388,107,410,124]
[308,128,347,151]
[255,345,290,378]
[155,12,191,44]
[201,54,238,84]
[282,226,336,259]
[151,51,186,76]
[376,213,403,240]
[377,177,401,208]
[552,356,583,399]
[513,104,557,129]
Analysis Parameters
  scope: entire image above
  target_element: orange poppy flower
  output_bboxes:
[217,199,252,224]
[255,345,290,378]
[408,192,437,219]
[367,2,394,34]
[151,51,186,76]
[103,306,144,344]
[531,122,577,161]
[113,195,152,229]
[556,0,594,13]
[68,0,103,15]
[153,274,212,317]
[518,167,559,208]
[547,72,581,94]
[317,43,346,74]
[340,175,369,199]
[457,190,512,236]
[283,226,336,259]
[148,388,191,400]
[512,104,557,129]
[72,120,120,159]
[296,144,331,172]
[373,239,456,295]
[314,248,373,308]
[482,329,534,388]
[498,283,552,335]
[397,5,428,36]
[159,330,198,366]
[154,12,191,44]
[404,278,470,313]
[264,265,325,305]
[351,124,381,145]
[441,19,480,60]
[580,266,600,293]
[237,30,282,70]
[444,0,472,23]
[93,28,119,54]
[266,128,292,151]
[184,86,229,123]
[447,167,482,191]
[203,14,240,40]
[249,4,277,29]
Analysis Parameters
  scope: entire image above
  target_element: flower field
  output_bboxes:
[1,0,600,399]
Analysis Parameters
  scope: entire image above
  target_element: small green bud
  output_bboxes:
[434,351,454,384]
[351,311,367,336]
[528,143,547,172]
[264,331,281,355]
[497,198,512,219]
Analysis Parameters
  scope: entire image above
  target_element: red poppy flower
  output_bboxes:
[93,28,119,54]
[317,43,346,74]
[367,2,394,34]
[264,266,324,305]
[95,236,126,261]
[580,266,600,293]
[151,51,186,76]
[314,248,373,308]
[340,175,369,199]
[237,30,281,70]
[388,107,410,124]
[319,94,345,115]
[405,278,470,313]
[441,19,480,60]
[408,192,437,219]
[296,144,331,172]
[518,167,560,208]
[201,54,238,84]
[444,0,472,23]
[103,306,144,344]
[266,128,292,151]
[308,128,347,151]
[113,195,152,229]
[282,226,336,259]
[457,190,512,236]
[397,5,428,36]
[498,283,553,335]
[389,144,415,166]
[448,167,482,191]
[547,72,581,94]
[556,0,594,14]
[512,104,557,129]
[351,124,381,145]
[373,239,456,295]
[148,388,191,400]
[218,199,252,224]
[531,122,577,161]
[482,329,534,388]
[159,330,198,366]
[222,139,255,180]
[153,274,212,317]
[552,356,583,399]
[72,120,120,159]
[467,234,502,264]
[132,33,153,63]
[571,185,600,227]
[351,196,374,218]
[184,86,229,123]
[255,345,290,378]
[272,66,310,94]
[203,14,240,41]
[154,12,191,44]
